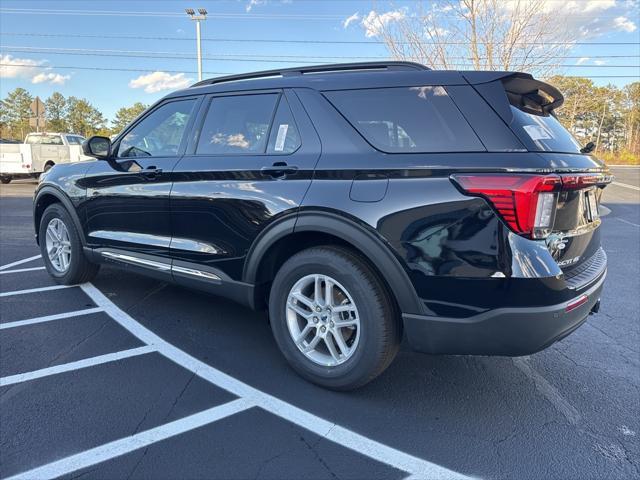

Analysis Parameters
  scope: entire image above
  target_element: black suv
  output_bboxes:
[34,62,610,390]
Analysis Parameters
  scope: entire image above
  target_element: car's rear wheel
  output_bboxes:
[0,176,11,184]
[269,246,401,390]
[39,203,99,284]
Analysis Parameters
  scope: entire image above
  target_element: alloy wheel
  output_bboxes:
[45,218,72,273]
[286,274,360,367]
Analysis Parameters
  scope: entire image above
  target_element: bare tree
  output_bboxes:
[373,0,573,76]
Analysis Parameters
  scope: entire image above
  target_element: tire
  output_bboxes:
[43,163,54,172]
[269,245,401,390]
[0,176,11,184]
[39,203,99,285]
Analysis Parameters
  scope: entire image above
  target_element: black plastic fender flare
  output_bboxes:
[33,185,87,246]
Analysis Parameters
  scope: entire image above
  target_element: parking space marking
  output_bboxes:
[77,282,471,480]
[0,345,156,387]
[513,357,581,426]
[0,284,72,297]
[4,398,254,480]
[0,254,42,271]
[0,266,46,275]
[616,217,640,228]
[0,307,104,330]
[612,181,640,191]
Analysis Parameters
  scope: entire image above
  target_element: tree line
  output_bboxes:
[1,79,638,163]
[0,88,147,141]
[549,77,639,164]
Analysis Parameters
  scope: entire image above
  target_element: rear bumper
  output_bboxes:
[403,270,606,356]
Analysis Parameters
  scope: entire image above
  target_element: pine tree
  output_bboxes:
[45,92,68,132]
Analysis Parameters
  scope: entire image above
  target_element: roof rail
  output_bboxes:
[191,61,429,88]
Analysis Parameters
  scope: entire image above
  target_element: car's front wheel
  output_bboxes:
[39,203,99,284]
[269,246,401,390]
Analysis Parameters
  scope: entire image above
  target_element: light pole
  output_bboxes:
[185,8,207,82]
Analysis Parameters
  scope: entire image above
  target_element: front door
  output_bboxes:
[169,89,320,284]
[82,97,200,261]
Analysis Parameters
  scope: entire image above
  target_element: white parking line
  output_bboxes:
[0,345,156,387]
[616,217,640,228]
[0,254,42,271]
[0,266,46,275]
[0,307,104,330]
[4,398,254,480]
[512,357,581,426]
[0,284,72,298]
[76,283,470,480]
[612,181,640,191]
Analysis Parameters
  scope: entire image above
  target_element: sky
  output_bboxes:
[0,0,639,123]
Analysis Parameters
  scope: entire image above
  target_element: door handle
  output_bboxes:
[260,163,298,178]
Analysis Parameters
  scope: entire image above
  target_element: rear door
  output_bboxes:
[83,97,200,261]
[169,89,320,284]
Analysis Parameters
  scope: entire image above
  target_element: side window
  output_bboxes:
[196,94,278,155]
[324,86,484,153]
[266,96,301,154]
[118,99,196,158]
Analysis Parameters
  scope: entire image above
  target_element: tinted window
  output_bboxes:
[118,99,196,158]
[325,86,484,153]
[66,136,85,145]
[267,96,301,154]
[509,106,582,154]
[197,94,278,155]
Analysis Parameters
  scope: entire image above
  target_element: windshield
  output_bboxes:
[509,106,582,154]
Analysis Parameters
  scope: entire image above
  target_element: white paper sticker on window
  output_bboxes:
[274,124,289,151]
[523,125,552,140]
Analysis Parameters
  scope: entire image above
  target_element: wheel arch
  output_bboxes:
[33,186,86,246]
[244,210,424,315]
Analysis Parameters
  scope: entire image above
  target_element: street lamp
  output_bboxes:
[185,8,208,81]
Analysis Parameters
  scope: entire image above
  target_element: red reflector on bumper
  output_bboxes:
[566,294,588,313]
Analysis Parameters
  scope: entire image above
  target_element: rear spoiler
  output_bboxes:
[462,72,564,120]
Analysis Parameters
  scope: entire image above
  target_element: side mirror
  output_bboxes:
[82,136,112,160]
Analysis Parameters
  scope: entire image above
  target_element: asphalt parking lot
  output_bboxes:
[1,168,639,480]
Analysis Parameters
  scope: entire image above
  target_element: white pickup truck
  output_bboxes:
[0,133,91,184]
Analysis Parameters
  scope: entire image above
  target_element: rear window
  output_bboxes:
[25,134,63,145]
[509,106,582,154]
[324,86,484,153]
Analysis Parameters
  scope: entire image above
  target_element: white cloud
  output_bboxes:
[32,72,70,85]
[0,54,43,79]
[582,0,616,12]
[613,16,637,32]
[129,71,193,93]
[594,60,607,65]
[426,27,449,37]
[246,0,266,12]
[576,57,590,65]
[343,12,360,28]
[362,9,406,38]
[0,55,69,85]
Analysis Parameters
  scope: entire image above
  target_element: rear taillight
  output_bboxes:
[451,174,562,239]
